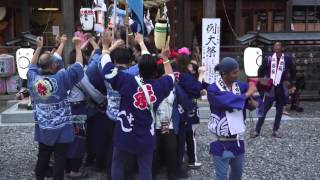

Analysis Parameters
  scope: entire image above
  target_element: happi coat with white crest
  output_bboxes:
[100,53,174,155]
[207,77,251,157]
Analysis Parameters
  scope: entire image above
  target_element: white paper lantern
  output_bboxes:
[16,48,34,80]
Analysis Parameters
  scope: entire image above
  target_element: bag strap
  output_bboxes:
[134,76,156,124]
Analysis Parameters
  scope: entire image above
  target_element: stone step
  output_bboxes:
[1,103,34,124]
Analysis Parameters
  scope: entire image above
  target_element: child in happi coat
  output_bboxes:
[65,43,107,178]
[174,47,204,178]
[184,59,206,169]
[100,31,174,180]
[207,57,257,180]
[28,37,84,180]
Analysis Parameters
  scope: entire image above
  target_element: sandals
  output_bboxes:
[250,131,260,138]
[272,131,282,138]
[282,110,290,115]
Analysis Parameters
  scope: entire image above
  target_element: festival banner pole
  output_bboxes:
[112,0,117,44]
[125,2,129,47]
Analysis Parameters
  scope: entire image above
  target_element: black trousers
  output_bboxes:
[65,158,82,173]
[153,130,177,179]
[176,120,186,174]
[35,143,69,180]
[185,124,196,164]
[86,112,115,175]
[256,85,285,133]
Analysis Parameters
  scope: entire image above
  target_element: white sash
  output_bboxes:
[270,53,285,86]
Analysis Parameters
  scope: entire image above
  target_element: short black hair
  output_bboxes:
[156,61,164,78]
[138,54,158,79]
[111,48,133,65]
[177,54,191,73]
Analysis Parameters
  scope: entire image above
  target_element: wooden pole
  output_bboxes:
[112,0,117,44]
[21,0,30,32]
[125,3,129,47]
[62,0,75,65]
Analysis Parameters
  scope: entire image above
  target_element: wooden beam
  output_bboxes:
[175,0,184,48]
[267,11,273,32]
[20,0,30,32]
[285,0,293,32]
[183,0,192,46]
[203,0,216,18]
[235,0,242,36]
[61,0,75,65]
[253,15,258,31]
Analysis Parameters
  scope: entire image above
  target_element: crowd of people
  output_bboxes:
[27,23,297,180]
[28,28,206,180]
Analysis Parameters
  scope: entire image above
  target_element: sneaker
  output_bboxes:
[187,162,202,169]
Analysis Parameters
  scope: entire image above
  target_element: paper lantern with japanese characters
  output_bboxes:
[80,8,95,31]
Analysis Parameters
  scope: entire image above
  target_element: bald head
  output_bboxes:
[39,53,55,71]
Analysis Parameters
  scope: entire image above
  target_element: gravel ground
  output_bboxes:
[288,101,320,119]
[0,101,320,180]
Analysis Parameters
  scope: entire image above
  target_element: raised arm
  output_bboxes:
[161,36,173,75]
[89,36,100,50]
[135,33,150,55]
[198,66,205,82]
[73,37,83,66]
[55,34,67,57]
[31,36,44,64]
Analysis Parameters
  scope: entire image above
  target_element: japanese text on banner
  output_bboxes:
[202,18,220,84]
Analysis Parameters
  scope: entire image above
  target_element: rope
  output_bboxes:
[42,0,54,35]
[222,0,239,39]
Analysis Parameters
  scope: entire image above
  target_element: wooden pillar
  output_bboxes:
[253,14,258,31]
[203,0,216,18]
[183,0,193,47]
[285,0,293,32]
[175,0,185,48]
[20,0,30,32]
[235,0,242,36]
[306,8,308,31]
[267,11,273,32]
[62,0,75,65]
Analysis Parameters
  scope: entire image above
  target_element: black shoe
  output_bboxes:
[44,166,53,178]
[290,105,296,110]
[296,107,304,112]
[176,170,189,179]
[168,174,178,180]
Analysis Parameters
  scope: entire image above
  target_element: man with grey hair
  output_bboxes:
[27,36,84,180]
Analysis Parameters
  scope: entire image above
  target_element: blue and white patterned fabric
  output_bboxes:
[27,56,84,146]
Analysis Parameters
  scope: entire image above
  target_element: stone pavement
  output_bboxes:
[0,102,319,180]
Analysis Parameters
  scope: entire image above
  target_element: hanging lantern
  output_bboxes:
[154,19,170,50]
[154,2,170,50]
[80,8,95,31]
